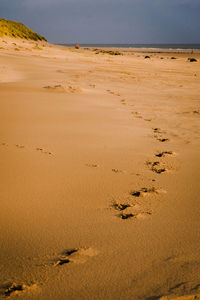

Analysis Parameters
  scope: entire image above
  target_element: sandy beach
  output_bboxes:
[0,38,200,299]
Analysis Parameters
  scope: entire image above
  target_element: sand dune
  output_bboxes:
[0,38,200,299]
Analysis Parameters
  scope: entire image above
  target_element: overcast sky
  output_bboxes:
[0,0,200,44]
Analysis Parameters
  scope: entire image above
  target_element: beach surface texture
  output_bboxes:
[0,37,200,300]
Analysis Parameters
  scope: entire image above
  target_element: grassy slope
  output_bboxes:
[0,18,46,41]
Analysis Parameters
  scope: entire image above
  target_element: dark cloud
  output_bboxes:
[0,0,200,43]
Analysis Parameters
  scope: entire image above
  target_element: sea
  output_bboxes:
[61,44,200,50]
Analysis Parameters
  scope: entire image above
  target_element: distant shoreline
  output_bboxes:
[59,43,200,50]
[58,43,200,55]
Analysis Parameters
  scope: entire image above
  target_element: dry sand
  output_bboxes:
[0,38,200,300]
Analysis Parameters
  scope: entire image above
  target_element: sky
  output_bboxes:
[0,0,200,44]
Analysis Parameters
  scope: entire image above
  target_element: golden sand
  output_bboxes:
[0,37,200,299]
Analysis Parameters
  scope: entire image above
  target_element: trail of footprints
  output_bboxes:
[0,90,177,295]
[0,142,53,156]
[110,127,174,220]
[1,247,98,297]
[104,89,176,221]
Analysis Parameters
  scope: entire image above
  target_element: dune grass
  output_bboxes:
[0,18,46,41]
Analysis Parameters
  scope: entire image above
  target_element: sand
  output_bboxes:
[0,37,200,300]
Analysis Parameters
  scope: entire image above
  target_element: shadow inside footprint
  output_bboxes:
[131,191,142,197]
[157,138,169,142]
[55,258,70,266]
[54,247,97,266]
[64,249,78,256]
[119,213,135,220]
[153,168,166,174]
[153,128,166,135]
[155,151,173,157]
[55,248,78,266]
[3,283,27,297]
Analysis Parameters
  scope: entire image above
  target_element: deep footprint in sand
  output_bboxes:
[155,151,173,158]
[54,247,98,266]
[146,161,168,174]
[119,213,136,220]
[130,187,162,197]
[119,211,152,220]
[113,202,131,211]
[55,248,78,266]
[1,282,35,297]
[157,138,169,142]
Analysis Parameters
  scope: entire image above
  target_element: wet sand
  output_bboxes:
[0,38,200,299]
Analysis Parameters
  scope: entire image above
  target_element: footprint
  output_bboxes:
[113,202,131,211]
[1,282,35,297]
[155,151,173,158]
[153,128,166,134]
[43,84,82,94]
[130,187,161,197]
[54,247,98,266]
[36,148,52,155]
[193,110,200,115]
[120,99,126,105]
[15,144,25,149]
[54,248,78,266]
[66,86,82,93]
[157,138,169,143]
[112,169,124,173]
[43,84,63,91]
[152,168,167,174]
[119,213,136,220]
[56,70,66,73]
[106,90,121,97]
[131,112,143,119]
[131,111,140,115]
[86,163,99,168]
[118,210,152,220]
[146,161,168,174]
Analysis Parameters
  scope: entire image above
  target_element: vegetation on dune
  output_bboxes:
[0,18,46,41]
